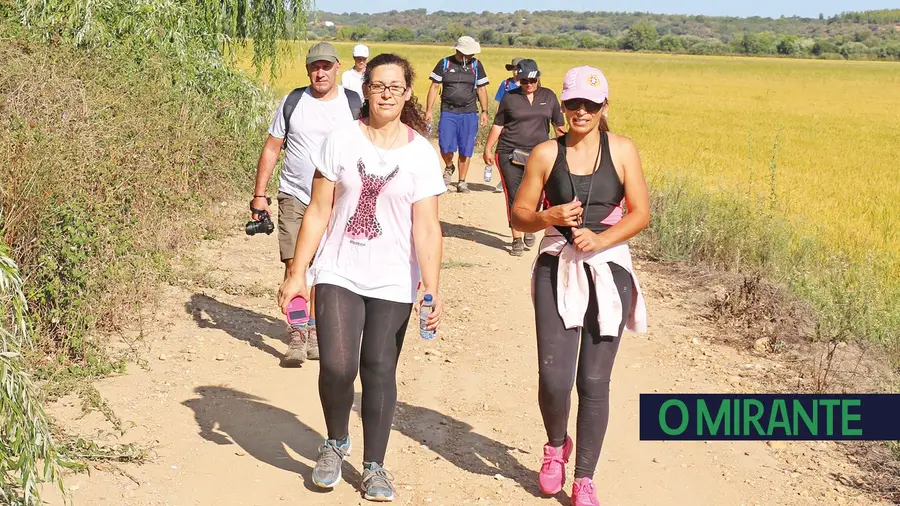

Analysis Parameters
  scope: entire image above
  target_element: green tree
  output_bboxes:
[621,22,659,51]
[16,0,311,80]
[659,34,684,52]
[0,240,67,506]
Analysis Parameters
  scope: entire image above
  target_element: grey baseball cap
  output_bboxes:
[505,57,524,71]
[306,42,339,65]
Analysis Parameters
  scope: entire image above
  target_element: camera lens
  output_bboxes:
[245,214,275,236]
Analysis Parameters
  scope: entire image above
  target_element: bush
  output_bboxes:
[0,27,274,372]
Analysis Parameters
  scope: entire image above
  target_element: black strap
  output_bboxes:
[281,87,307,151]
[281,87,362,151]
[556,132,603,240]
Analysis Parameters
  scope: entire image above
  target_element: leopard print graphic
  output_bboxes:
[345,158,399,240]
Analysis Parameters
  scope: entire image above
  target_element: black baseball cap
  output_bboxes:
[515,59,540,80]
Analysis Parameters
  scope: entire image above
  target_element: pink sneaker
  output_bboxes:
[538,435,573,495]
[571,477,601,506]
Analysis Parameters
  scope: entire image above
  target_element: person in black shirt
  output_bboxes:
[425,36,490,194]
[482,59,565,256]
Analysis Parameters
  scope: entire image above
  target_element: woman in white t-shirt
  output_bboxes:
[278,53,446,503]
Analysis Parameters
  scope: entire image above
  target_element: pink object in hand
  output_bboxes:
[286,297,310,327]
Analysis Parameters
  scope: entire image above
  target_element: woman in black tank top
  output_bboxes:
[508,66,651,506]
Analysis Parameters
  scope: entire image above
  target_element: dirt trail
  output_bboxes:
[43,163,878,506]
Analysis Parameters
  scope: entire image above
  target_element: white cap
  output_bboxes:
[353,44,369,58]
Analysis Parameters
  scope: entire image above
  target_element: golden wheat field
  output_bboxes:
[236,41,900,277]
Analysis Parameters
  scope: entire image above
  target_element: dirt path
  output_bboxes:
[43,163,878,506]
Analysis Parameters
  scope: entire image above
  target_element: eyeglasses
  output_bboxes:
[367,83,407,96]
[563,99,604,114]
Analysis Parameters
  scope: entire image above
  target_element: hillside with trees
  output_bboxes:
[309,8,900,61]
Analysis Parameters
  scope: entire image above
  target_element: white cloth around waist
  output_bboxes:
[530,230,648,336]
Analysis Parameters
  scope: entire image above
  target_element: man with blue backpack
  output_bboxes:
[425,36,490,194]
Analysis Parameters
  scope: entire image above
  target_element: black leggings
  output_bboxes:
[315,283,412,465]
[533,253,634,479]
[496,151,540,227]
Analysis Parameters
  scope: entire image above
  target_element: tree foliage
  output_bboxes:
[0,239,67,506]
[318,8,900,61]
[15,0,311,81]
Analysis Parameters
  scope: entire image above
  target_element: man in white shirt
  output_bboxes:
[249,41,360,367]
[340,44,368,98]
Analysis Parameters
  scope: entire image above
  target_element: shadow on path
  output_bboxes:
[440,221,509,252]
[185,293,288,361]
[183,386,363,493]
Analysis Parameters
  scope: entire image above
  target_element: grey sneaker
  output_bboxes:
[306,325,319,360]
[312,438,351,489]
[494,182,504,193]
[362,462,396,502]
[442,164,456,185]
[511,238,525,257]
[524,233,536,249]
[281,326,307,367]
[456,181,471,193]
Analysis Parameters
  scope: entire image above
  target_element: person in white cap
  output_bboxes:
[425,35,490,194]
[341,44,369,98]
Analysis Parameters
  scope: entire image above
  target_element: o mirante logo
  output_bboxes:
[639,394,900,441]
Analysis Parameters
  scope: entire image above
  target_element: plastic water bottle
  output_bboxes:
[483,163,493,183]
[419,294,436,340]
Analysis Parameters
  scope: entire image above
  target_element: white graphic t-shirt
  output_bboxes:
[268,87,356,205]
[309,121,446,303]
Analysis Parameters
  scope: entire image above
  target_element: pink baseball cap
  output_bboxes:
[560,66,610,104]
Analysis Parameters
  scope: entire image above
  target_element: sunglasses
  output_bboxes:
[563,99,604,114]
[518,78,538,85]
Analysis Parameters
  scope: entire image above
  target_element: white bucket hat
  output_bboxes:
[353,44,369,58]
[453,36,481,56]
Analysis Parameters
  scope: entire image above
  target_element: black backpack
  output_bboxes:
[281,86,362,150]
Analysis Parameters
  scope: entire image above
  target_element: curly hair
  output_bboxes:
[359,53,430,137]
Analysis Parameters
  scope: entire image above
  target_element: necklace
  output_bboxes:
[366,123,403,168]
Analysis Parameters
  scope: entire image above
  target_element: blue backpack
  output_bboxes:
[442,57,479,88]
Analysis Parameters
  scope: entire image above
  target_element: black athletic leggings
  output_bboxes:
[533,253,634,479]
[315,283,412,465]
[497,151,541,228]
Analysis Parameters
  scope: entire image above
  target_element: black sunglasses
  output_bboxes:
[563,99,604,114]
[518,78,538,85]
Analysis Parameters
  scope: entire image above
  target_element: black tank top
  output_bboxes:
[543,131,625,243]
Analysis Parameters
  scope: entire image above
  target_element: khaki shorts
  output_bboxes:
[277,191,308,262]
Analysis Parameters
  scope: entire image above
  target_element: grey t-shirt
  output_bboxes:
[268,87,356,204]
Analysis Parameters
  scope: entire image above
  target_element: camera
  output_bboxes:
[246,210,275,236]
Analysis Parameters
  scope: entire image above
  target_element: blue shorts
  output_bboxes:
[438,111,479,158]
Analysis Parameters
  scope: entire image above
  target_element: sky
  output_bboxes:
[313,0,897,19]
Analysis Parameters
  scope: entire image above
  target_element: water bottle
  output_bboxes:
[483,163,493,183]
[419,294,436,340]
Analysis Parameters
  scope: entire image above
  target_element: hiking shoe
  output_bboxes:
[571,477,601,506]
[362,462,396,502]
[312,437,351,489]
[511,238,525,257]
[443,164,456,185]
[306,324,319,360]
[457,181,471,193]
[281,326,307,367]
[524,233,536,249]
[539,435,573,495]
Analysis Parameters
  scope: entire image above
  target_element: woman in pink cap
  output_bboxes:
[510,66,649,506]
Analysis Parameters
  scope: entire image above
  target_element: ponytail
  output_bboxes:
[598,99,610,134]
